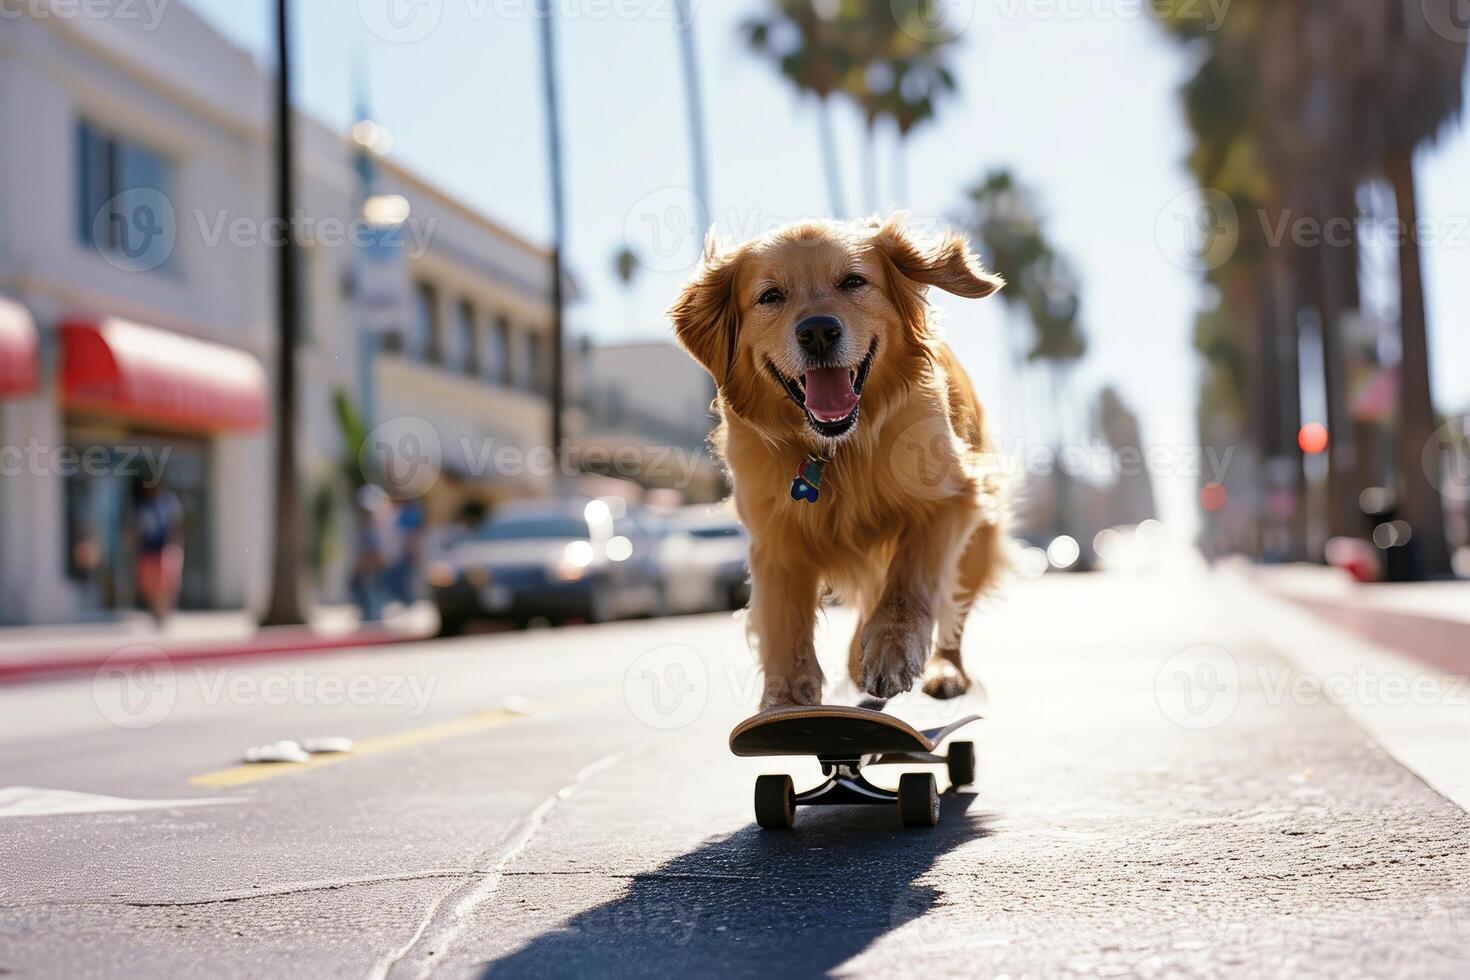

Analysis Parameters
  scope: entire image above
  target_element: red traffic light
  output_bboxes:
[1298,423,1329,455]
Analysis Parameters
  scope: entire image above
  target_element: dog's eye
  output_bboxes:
[840,273,868,291]
[756,287,785,306]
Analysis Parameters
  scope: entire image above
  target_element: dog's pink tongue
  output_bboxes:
[803,367,858,422]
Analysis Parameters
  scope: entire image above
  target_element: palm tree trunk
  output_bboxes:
[860,119,878,214]
[1387,148,1451,576]
[1268,242,1308,561]
[674,0,711,236]
[261,0,307,627]
[537,0,567,471]
[816,98,846,217]
[1309,194,1364,544]
[891,134,908,207]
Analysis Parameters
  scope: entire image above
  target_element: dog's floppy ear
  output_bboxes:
[871,214,1004,299]
[669,231,742,383]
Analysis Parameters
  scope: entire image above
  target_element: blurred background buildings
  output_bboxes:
[0,0,1467,629]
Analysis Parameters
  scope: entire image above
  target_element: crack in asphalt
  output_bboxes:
[374,748,636,980]
[0,871,490,910]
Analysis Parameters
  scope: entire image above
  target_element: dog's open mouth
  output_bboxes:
[767,340,877,439]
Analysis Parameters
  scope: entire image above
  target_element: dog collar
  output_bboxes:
[790,453,829,504]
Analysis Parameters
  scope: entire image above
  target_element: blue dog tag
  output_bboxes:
[790,457,824,504]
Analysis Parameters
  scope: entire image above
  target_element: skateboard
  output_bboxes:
[728,705,980,829]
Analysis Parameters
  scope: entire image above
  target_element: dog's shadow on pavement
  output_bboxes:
[480,793,991,979]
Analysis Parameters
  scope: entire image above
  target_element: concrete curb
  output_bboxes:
[0,627,432,685]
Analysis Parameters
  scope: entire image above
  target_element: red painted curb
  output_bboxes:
[1280,595,1470,677]
[0,627,433,685]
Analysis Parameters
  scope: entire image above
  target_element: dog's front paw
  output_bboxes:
[859,601,931,699]
[921,658,971,700]
[761,670,823,709]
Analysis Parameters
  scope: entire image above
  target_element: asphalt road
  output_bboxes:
[2,574,1468,979]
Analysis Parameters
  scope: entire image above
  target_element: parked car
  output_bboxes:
[658,505,751,614]
[428,498,662,633]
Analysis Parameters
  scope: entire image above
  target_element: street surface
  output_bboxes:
[2,573,1469,978]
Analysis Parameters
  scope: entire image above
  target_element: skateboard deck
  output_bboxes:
[729,705,981,829]
[730,705,980,759]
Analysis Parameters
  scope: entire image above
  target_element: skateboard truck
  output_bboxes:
[731,706,979,829]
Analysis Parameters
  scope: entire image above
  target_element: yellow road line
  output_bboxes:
[188,686,619,790]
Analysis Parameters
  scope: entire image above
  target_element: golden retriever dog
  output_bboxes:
[670,214,1010,708]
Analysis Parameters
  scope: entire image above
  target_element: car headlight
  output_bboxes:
[556,540,595,582]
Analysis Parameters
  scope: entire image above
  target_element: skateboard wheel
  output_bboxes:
[898,772,940,827]
[754,774,795,829]
[947,741,976,787]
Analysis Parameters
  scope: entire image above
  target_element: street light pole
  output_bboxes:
[537,0,567,476]
[260,0,307,626]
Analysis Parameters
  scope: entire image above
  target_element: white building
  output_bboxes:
[0,3,564,624]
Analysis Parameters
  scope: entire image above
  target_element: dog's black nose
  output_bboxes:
[795,315,843,361]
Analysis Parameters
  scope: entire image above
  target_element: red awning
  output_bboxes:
[0,298,38,397]
[61,317,267,432]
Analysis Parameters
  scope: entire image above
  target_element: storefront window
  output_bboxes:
[76,119,175,273]
[414,281,440,363]
[487,314,510,385]
[522,331,540,393]
[455,299,478,375]
[63,432,214,612]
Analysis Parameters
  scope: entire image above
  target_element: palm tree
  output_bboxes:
[962,170,1086,447]
[1155,0,1465,572]
[674,0,713,235]
[882,47,957,204]
[742,1,852,215]
[1367,0,1464,576]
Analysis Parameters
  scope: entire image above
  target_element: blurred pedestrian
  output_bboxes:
[351,485,390,622]
[384,498,426,608]
[133,478,183,625]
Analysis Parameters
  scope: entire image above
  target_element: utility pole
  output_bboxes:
[261,0,307,626]
[537,0,567,475]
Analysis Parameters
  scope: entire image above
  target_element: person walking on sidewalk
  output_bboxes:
[134,478,184,626]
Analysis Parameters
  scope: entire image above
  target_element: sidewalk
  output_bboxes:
[1253,564,1470,676]
[0,604,438,685]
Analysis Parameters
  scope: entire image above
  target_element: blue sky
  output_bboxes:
[185,0,1470,532]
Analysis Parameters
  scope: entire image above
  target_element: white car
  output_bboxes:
[658,506,751,614]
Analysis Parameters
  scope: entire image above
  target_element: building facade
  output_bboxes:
[0,4,562,624]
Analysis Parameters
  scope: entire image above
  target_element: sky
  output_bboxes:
[184,0,1470,534]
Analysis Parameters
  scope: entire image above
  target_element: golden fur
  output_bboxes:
[670,215,1010,707]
